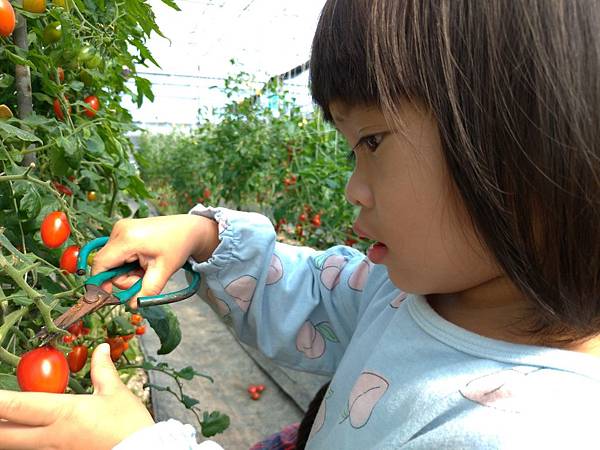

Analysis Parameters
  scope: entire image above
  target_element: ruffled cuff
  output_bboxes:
[112,419,223,449]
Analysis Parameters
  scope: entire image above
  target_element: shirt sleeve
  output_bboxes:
[188,205,376,376]
[112,420,223,450]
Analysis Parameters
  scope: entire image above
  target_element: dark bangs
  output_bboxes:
[310,0,382,120]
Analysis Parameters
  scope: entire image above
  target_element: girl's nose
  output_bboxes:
[345,167,373,208]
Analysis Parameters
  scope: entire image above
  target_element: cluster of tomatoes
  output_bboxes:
[16,312,146,393]
[247,383,266,401]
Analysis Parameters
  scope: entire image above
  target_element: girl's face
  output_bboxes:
[330,100,502,296]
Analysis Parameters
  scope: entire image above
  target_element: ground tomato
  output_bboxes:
[0,0,15,38]
[67,345,88,373]
[105,336,125,362]
[40,211,71,248]
[60,245,80,274]
[16,347,69,393]
[83,95,100,118]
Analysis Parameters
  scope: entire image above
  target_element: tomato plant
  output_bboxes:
[59,244,80,273]
[16,347,70,393]
[67,345,88,373]
[0,0,15,37]
[40,211,71,248]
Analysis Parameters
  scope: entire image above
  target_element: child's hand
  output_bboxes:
[92,214,219,308]
[0,343,154,450]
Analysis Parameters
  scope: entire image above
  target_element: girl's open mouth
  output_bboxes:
[367,242,388,264]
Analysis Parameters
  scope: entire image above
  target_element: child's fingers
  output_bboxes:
[0,422,49,450]
[0,390,67,426]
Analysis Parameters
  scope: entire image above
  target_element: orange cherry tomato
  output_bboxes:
[86,191,97,201]
[135,325,146,335]
[130,314,143,325]
[105,336,125,362]
[23,0,46,13]
[0,0,16,38]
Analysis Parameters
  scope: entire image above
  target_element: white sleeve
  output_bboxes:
[112,419,224,450]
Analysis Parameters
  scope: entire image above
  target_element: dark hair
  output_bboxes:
[295,382,331,450]
[310,0,600,342]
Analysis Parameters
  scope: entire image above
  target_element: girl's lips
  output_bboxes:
[367,242,388,264]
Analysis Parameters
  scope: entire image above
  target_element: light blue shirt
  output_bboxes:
[115,206,600,450]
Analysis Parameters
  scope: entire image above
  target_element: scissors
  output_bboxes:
[35,236,201,343]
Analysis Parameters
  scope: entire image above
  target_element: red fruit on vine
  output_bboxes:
[311,214,321,227]
[40,211,71,248]
[17,346,69,393]
[122,333,134,341]
[81,326,91,335]
[130,313,143,325]
[344,238,358,246]
[105,336,125,362]
[250,391,261,401]
[83,95,100,118]
[52,181,73,196]
[203,187,211,200]
[53,98,70,121]
[298,213,307,223]
[67,345,88,373]
[295,224,304,237]
[62,334,75,344]
[0,0,16,38]
[67,320,83,336]
[135,325,146,335]
[59,245,80,274]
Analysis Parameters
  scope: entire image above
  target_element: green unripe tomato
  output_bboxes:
[42,21,62,44]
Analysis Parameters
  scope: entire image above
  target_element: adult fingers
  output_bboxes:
[0,422,49,450]
[90,344,124,397]
[0,390,68,426]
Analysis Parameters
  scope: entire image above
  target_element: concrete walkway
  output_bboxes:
[139,270,330,449]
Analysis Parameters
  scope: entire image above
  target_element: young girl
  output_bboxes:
[1,0,599,448]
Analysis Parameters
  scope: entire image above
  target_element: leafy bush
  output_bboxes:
[136,74,366,250]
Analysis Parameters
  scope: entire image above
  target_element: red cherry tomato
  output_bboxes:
[250,391,261,401]
[52,180,73,196]
[83,95,100,118]
[59,245,80,274]
[311,214,321,227]
[298,213,307,222]
[40,211,71,248]
[81,326,91,335]
[203,187,211,200]
[62,334,74,344]
[130,314,143,325]
[122,341,129,350]
[135,325,146,335]
[67,320,83,337]
[105,336,125,362]
[0,0,16,38]
[122,333,134,342]
[256,384,265,393]
[67,345,88,373]
[16,346,69,393]
[247,385,258,394]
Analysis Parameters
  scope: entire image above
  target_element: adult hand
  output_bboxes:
[0,344,155,450]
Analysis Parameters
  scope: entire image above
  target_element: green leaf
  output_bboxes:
[200,411,230,438]
[142,304,181,354]
[112,316,136,335]
[19,187,42,220]
[4,50,34,68]
[134,76,154,107]
[0,73,14,88]
[49,147,70,175]
[159,0,181,10]
[0,122,42,143]
[182,394,199,409]
[86,134,105,154]
[0,374,20,391]
[174,366,196,380]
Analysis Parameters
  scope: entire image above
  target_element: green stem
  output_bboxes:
[68,377,87,394]
[0,306,29,346]
[0,345,19,367]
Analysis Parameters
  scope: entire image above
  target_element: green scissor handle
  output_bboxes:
[77,236,201,307]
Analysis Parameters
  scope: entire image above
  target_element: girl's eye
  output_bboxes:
[347,133,387,161]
